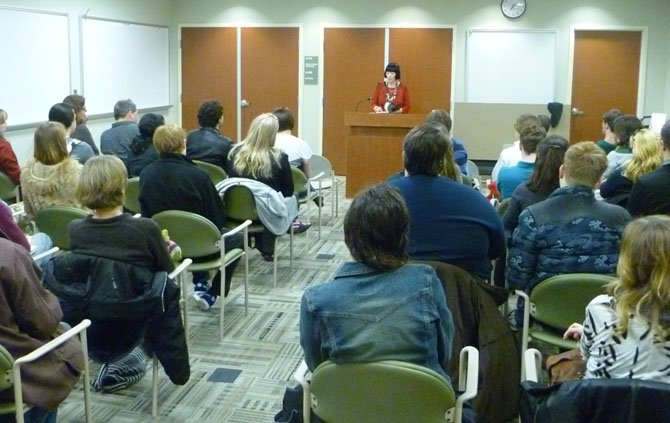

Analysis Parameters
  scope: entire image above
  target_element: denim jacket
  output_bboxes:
[300,261,454,379]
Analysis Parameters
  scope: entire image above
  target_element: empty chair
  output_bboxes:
[34,206,88,250]
[291,166,324,238]
[309,154,339,217]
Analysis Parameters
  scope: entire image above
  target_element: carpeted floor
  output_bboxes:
[59,178,350,422]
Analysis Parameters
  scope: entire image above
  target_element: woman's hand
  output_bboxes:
[563,323,583,340]
[372,105,383,113]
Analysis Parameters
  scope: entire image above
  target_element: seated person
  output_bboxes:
[300,183,454,378]
[0,199,53,263]
[48,103,95,164]
[126,113,165,177]
[0,108,21,185]
[186,100,233,171]
[426,109,469,175]
[0,238,85,422]
[507,142,631,294]
[44,155,189,392]
[140,124,243,310]
[503,135,569,237]
[496,124,546,199]
[273,107,313,173]
[491,113,542,181]
[63,94,100,155]
[627,119,670,217]
[600,128,662,207]
[388,122,505,282]
[564,215,670,381]
[603,114,642,179]
[596,109,623,155]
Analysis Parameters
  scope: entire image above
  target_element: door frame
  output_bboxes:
[567,25,648,118]
[178,23,303,141]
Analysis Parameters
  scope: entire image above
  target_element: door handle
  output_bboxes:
[240,99,250,108]
[571,107,584,116]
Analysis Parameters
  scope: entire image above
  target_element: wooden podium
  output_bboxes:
[344,112,424,197]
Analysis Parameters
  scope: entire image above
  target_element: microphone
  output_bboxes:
[355,96,373,112]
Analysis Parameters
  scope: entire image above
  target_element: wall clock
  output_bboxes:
[501,0,526,19]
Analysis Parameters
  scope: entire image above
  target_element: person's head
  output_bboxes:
[560,141,607,188]
[62,94,87,125]
[273,107,295,132]
[426,109,452,132]
[384,62,401,81]
[242,113,279,151]
[526,135,569,196]
[138,113,165,140]
[76,155,127,210]
[519,125,546,155]
[0,109,7,136]
[33,122,68,165]
[344,183,409,271]
[610,215,670,337]
[613,115,642,149]
[153,123,186,154]
[232,113,280,179]
[403,122,451,177]
[660,119,670,152]
[537,114,551,132]
[48,103,76,133]
[197,100,224,128]
[514,113,542,135]
[622,129,663,182]
[113,99,138,121]
[602,109,623,134]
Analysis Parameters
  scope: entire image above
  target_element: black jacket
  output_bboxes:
[43,253,190,385]
[186,127,233,171]
[628,163,670,216]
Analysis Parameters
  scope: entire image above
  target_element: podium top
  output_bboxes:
[344,112,425,129]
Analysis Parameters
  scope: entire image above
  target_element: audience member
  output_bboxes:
[0,238,84,422]
[426,109,469,174]
[388,122,505,281]
[564,215,670,381]
[0,199,53,261]
[228,113,309,260]
[186,100,233,171]
[63,94,99,155]
[300,183,454,378]
[596,109,623,155]
[507,142,631,293]
[600,129,662,207]
[100,99,140,161]
[491,113,542,181]
[537,114,551,133]
[44,155,189,393]
[48,103,95,164]
[126,113,165,177]
[628,119,670,216]
[139,123,243,311]
[503,135,569,236]
[273,107,313,174]
[20,122,83,220]
[0,109,20,185]
[496,124,546,199]
[603,114,642,179]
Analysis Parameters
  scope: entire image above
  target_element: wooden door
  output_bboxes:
[570,31,641,143]
[389,28,453,114]
[181,27,237,137]
[240,28,299,138]
[323,28,385,174]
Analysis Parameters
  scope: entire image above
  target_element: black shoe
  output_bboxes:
[290,220,311,234]
[262,252,274,262]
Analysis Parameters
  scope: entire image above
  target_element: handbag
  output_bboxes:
[545,348,585,385]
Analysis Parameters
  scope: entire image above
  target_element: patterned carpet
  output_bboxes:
[59,178,350,422]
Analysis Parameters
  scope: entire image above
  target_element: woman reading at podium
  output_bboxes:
[371,62,411,114]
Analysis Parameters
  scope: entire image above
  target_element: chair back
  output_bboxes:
[0,344,14,393]
[124,177,141,214]
[466,160,480,179]
[310,155,334,188]
[151,210,221,259]
[223,185,259,222]
[0,172,17,203]
[309,360,456,423]
[193,160,227,185]
[291,167,308,195]
[531,273,614,330]
[34,206,89,250]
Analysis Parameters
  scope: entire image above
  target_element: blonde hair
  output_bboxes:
[76,155,127,209]
[609,216,670,338]
[0,109,7,124]
[622,129,662,182]
[153,124,186,154]
[34,122,68,165]
[231,113,281,179]
[563,141,607,187]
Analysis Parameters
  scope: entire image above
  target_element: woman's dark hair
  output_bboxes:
[48,103,75,129]
[403,122,450,176]
[273,107,295,132]
[130,113,164,154]
[344,183,409,270]
[526,135,569,196]
[613,115,642,149]
[384,62,401,80]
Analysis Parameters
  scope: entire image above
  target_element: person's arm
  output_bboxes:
[73,125,99,155]
[0,201,30,251]
[627,179,650,217]
[502,197,523,240]
[506,209,540,291]
[0,140,21,185]
[451,139,468,167]
[299,290,323,371]
[278,154,294,197]
[430,271,454,373]
[599,167,626,199]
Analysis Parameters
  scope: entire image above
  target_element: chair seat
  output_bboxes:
[530,330,578,351]
[0,403,18,415]
[183,248,245,272]
[225,219,265,234]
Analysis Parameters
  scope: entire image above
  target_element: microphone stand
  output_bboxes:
[355,97,372,112]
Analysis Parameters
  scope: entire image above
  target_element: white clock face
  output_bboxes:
[501,0,526,19]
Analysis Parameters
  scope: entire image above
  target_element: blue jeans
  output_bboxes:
[30,232,54,268]
[0,407,58,423]
[192,227,244,297]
